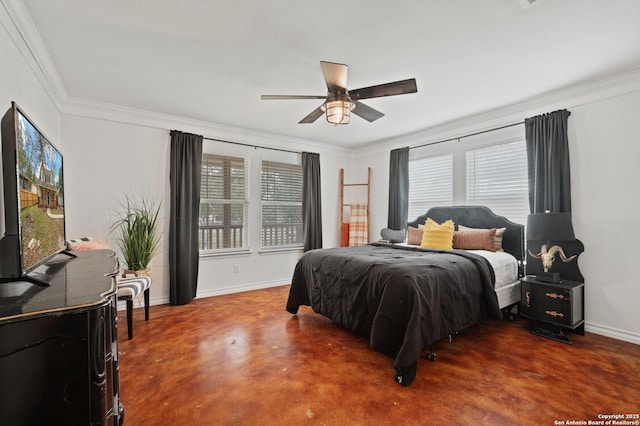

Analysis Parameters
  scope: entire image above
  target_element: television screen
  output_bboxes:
[15,107,66,272]
[0,102,66,280]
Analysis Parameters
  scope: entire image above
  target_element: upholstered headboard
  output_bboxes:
[408,205,525,265]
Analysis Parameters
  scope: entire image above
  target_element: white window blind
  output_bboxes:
[408,154,453,222]
[199,154,248,251]
[261,160,303,248]
[466,140,529,225]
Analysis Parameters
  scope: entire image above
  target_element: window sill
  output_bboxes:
[258,246,304,255]
[198,246,303,258]
[199,248,251,258]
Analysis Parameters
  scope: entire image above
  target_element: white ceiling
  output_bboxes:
[21,0,640,148]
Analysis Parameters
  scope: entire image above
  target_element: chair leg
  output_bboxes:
[126,298,133,340]
[144,288,150,321]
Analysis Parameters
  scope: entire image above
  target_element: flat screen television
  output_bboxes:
[0,102,70,286]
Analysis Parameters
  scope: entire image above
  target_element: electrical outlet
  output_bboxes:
[233,264,239,273]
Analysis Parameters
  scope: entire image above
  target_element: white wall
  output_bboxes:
[358,74,640,344]
[62,115,170,303]
[0,6,62,150]
[568,92,640,341]
[61,104,355,305]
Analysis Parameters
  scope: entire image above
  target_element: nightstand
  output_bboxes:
[520,275,585,344]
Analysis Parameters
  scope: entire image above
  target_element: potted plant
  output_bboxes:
[111,195,161,277]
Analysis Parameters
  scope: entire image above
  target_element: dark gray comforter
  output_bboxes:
[286,243,502,380]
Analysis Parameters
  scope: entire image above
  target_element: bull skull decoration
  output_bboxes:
[528,244,577,272]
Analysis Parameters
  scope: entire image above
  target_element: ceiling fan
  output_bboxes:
[261,61,417,125]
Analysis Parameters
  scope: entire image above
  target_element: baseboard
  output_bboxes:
[195,280,288,300]
[585,321,640,345]
[116,281,289,311]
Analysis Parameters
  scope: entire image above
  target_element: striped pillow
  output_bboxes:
[420,218,455,250]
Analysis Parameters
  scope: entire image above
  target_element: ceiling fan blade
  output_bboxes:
[299,105,325,124]
[349,78,417,100]
[352,100,385,122]
[261,95,326,100]
[320,61,348,93]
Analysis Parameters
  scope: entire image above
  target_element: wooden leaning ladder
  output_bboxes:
[339,167,371,246]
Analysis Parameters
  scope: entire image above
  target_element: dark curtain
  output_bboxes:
[302,152,322,252]
[525,109,572,214]
[169,130,203,305]
[388,147,409,230]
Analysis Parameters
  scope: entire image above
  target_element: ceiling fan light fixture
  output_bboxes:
[261,61,417,125]
[322,99,355,125]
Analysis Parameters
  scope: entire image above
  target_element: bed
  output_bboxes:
[286,206,524,386]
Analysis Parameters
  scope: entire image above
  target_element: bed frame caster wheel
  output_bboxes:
[426,352,436,362]
[394,363,417,386]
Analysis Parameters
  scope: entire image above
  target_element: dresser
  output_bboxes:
[0,250,124,425]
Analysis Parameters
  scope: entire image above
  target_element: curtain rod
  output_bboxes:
[204,119,524,153]
[410,121,525,150]
[203,136,301,154]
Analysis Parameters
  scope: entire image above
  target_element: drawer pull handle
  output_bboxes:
[545,310,565,318]
[545,292,564,300]
[525,291,531,308]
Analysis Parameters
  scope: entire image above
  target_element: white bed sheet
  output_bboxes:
[467,250,518,289]
[468,250,520,308]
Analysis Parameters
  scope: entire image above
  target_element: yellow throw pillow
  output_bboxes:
[420,218,455,250]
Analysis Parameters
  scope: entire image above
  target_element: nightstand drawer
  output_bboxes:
[520,278,584,328]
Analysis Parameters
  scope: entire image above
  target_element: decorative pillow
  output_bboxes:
[67,237,111,251]
[380,228,405,243]
[420,218,455,250]
[458,225,506,251]
[453,228,497,251]
[407,226,423,245]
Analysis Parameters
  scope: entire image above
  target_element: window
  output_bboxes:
[408,126,529,226]
[466,140,529,225]
[198,141,304,255]
[408,154,453,221]
[199,154,248,252]
[261,160,303,248]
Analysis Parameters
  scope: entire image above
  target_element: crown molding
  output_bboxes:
[0,0,67,110]
[62,97,356,157]
[358,67,640,157]
[64,66,640,159]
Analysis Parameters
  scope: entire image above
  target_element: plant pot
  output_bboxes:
[124,268,151,278]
